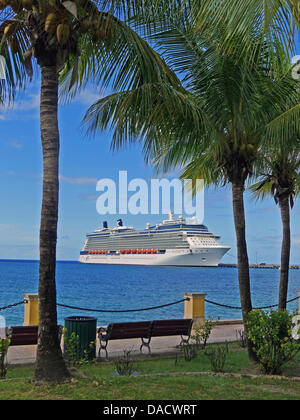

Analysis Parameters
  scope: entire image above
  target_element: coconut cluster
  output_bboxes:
[0,1,34,54]
[45,11,71,46]
[43,4,112,45]
[0,0,111,54]
[0,0,33,12]
[0,0,74,49]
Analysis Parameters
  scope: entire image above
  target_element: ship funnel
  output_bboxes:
[117,219,123,227]
[103,221,108,229]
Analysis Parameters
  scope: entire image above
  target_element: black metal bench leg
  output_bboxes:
[98,340,109,359]
[140,337,151,354]
[180,335,190,346]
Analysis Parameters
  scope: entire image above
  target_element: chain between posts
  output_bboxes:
[0,295,299,313]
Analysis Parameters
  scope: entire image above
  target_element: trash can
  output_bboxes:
[64,316,97,361]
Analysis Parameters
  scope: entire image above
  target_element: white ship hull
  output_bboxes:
[79,247,230,267]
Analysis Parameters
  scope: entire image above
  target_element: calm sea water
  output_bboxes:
[0,259,299,326]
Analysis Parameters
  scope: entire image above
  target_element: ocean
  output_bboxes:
[0,259,299,327]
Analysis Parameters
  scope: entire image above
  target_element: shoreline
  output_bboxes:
[0,259,299,269]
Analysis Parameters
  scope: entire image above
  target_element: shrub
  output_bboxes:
[63,330,80,367]
[180,343,198,362]
[191,317,217,350]
[63,329,96,367]
[113,348,136,376]
[236,329,247,348]
[205,343,229,373]
[246,310,300,375]
[0,338,10,379]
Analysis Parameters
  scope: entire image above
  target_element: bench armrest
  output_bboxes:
[97,326,108,339]
[98,326,107,333]
[6,327,12,340]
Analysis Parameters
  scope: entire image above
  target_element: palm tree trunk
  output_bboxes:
[232,182,256,361]
[278,195,291,311]
[33,66,70,384]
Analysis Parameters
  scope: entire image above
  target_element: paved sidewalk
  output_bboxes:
[7,322,244,365]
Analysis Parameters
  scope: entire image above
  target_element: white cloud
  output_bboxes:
[11,93,40,111]
[72,87,106,106]
[292,235,300,245]
[0,244,39,260]
[59,175,98,185]
[0,170,15,176]
[0,224,14,231]
[78,193,99,201]
[0,92,40,120]
[1,139,23,150]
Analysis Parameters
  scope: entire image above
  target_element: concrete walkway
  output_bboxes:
[7,322,244,366]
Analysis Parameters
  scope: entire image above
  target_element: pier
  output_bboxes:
[219,263,300,270]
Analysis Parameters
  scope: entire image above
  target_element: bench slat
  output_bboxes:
[9,326,38,334]
[151,319,193,338]
[7,326,39,346]
[107,321,152,340]
[7,325,63,347]
[10,335,38,346]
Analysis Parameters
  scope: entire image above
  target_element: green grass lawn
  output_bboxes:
[1,343,299,400]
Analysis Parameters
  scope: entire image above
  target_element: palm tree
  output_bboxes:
[0,0,179,384]
[250,147,300,310]
[83,12,300,360]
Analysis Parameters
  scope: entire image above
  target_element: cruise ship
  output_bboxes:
[79,213,230,267]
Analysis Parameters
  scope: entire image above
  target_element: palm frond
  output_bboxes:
[191,0,298,60]
[249,179,274,200]
[0,10,29,101]
[83,81,211,152]
[60,10,181,102]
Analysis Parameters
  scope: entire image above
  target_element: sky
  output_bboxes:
[0,36,299,264]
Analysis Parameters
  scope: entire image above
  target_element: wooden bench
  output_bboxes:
[5,325,63,346]
[6,326,39,346]
[98,319,193,357]
[98,321,152,357]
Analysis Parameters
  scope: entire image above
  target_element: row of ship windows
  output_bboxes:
[85,242,190,249]
[82,250,167,255]
[191,240,219,245]
[86,236,189,241]
[88,231,212,237]
[85,246,190,251]
[84,238,219,250]
[197,241,218,245]
[190,238,218,242]
[85,242,217,250]
[88,250,160,255]
[84,244,217,251]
